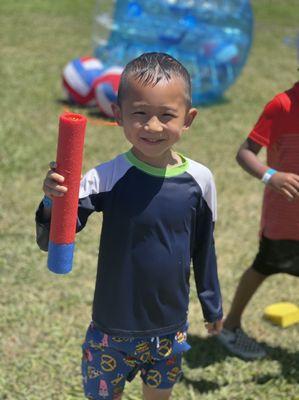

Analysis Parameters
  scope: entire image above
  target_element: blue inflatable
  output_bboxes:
[93,0,253,105]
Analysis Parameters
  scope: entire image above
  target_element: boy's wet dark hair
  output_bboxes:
[117,52,192,108]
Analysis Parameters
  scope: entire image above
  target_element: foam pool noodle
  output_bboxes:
[47,112,87,274]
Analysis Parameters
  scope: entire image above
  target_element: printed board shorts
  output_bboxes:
[81,321,191,400]
[252,235,299,277]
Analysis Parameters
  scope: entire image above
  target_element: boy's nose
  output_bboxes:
[144,116,163,132]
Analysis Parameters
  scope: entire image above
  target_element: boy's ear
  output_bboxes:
[183,108,198,130]
[111,103,122,126]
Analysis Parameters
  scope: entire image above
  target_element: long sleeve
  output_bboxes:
[192,183,223,323]
[35,203,51,252]
[76,168,105,231]
[35,168,104,251]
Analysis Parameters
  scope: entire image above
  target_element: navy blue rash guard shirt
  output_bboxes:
[36,150,223,337]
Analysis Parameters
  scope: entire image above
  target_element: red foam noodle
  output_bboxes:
[49,113,87,244]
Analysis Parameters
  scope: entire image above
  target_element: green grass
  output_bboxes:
[1,1,299,399]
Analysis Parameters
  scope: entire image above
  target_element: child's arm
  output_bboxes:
[36,163,103,251]
[205,320,223,335]
[193,173,223,333]
[35,162,68,251]
[237,138,299,201]
[42,161,68,218]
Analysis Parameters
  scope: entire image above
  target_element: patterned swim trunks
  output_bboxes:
[81,322,190,400]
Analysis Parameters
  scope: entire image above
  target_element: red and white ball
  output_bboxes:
[93,66,123,118]
[62,57,104,106]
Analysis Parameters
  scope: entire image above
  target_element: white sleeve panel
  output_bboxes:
[186,158,217,221]
[79,154,131,199]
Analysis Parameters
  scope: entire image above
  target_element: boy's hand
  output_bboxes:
[205,319,223,336]
[43,161,68,198]
[268,172,299,201]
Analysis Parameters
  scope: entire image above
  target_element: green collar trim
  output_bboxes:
[125,150,189,178]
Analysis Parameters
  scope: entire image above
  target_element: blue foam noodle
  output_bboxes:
[47,241,75,274]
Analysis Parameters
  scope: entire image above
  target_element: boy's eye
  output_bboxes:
[163,113,177,118]
[133,111,146,115]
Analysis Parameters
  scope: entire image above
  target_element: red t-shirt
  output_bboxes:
[248,82,299,240]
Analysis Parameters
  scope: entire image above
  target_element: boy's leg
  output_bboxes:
[219,236,299,359]
[141,353,183,400]
[224,266,267,330]
[82,342,128,400]
[81,323,141,400]
[225,235,299,330]
[142,383,172,400]
[217,266,267,360]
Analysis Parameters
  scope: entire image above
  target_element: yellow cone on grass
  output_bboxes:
[264,302,299,328]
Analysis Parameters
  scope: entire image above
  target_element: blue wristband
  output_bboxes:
[42,195,52,208]
[261,168,277,184]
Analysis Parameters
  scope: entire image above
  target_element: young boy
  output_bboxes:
[218,81,299,360]
[36,52,223,400]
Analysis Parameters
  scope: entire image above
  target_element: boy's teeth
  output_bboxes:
[144,138,160,142]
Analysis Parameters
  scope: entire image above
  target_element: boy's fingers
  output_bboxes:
[284,183,298,197]
[281,188,295,201]
[43,181,67,196]
[42,161,67,198]
[290,180,299,196]
[43,172,68,197]
[46,183,67,193]
[291,173,299,182]
[47,170,65,183]
[215,320,223,334]
[285,179,299,196]
[205,322,220,335]
[43,187,64,197]
[206,320,223,336]
[44,179,67,192]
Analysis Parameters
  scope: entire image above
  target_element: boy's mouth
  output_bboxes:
[140,136,165,143]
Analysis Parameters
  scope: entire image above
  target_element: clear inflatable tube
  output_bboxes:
[93,0,253,105]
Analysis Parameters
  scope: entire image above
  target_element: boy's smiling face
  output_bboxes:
[112,77,197,168]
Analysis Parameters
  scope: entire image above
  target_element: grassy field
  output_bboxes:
[1,1,299,399]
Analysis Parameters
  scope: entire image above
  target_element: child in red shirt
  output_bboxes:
[218,81,299,360]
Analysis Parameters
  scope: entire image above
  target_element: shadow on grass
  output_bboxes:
[183,334,299,391]
[181,375,220,393]
[56,98,117,123]
[184,334,228,368]
[261,342,299,384]
[56,98,91,109]
[87,109,115,121]
[180,334,227,394]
